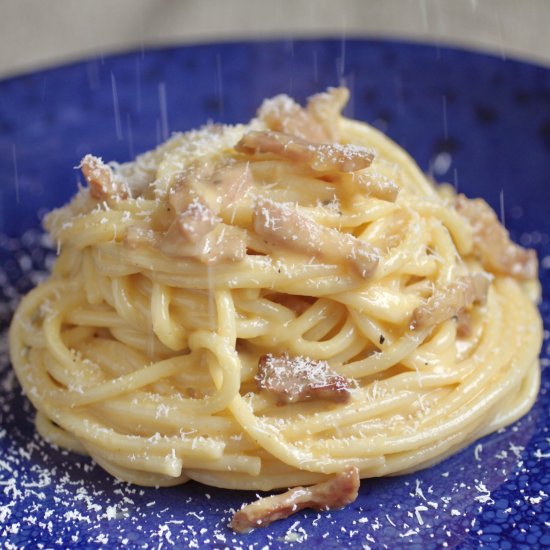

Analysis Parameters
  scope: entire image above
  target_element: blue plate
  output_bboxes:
[0,40,549,549]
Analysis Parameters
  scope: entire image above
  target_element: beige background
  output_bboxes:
[1,0,549,78]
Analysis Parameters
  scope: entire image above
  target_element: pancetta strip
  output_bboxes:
[410,273,491,330]
[306,88,350,141]
[168,174,200,213]
[211,163,254,211]
[258,87,349,143]
[169,162,253,216]
[80,155,129,202]
[254,199,379,278]
[157,163,250,263]
[455,195,537,280]
[175,198,220,244]
[230,467,360,532]
[456,309,473,338]
[164,184,224,252]
[160,222,246,264]
[236,130,374,173]
[256,353,352,405]
[355,173,399,202]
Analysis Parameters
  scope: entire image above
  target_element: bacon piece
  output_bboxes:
[236,131,374,174]
[456,309,473,338]
[306,88,350,141]
[256,353,351,405]
[196,224,246,263]
[455,195,537,280]
[410,272,491,330]
[356,172,399,202]
[258,94,326,142]
[254,199,379,278]
[168,166,212,212]
[176,198,219,243]
[160,220,245,264]
[211,163,253,211]
[170,162,252,216]
[161,166,248,263]
[258,88,349,143]
[230,467,360,532]
[80,154,129,202]
[164,186,222,247]
[168,182,194,214]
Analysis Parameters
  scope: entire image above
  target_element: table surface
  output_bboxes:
[1,0,550,78]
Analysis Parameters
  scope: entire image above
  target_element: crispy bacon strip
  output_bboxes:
[258,87,349,143]
[230,467,360,533]
[455,194,537,280]
[236,131,374,174]
[253,199,379,278]
[256,353,351,405]
[80,154,129,202]
[410,273,491,330]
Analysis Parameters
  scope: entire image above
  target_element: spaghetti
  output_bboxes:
[9,88,542,526]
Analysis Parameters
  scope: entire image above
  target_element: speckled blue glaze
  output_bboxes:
[0,40,549,549]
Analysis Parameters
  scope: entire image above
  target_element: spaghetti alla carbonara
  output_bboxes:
[9,88,542,530]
